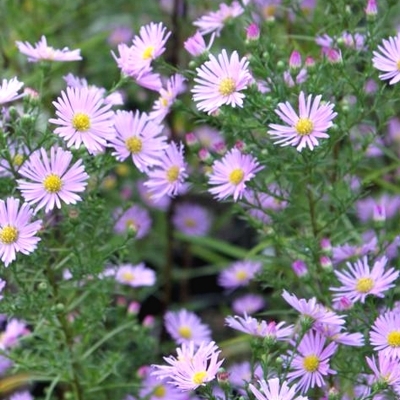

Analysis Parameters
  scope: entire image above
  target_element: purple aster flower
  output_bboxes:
[164,309,212,346]
[356,194,400,222]
[249,378,308,400]
[8,392,34,400]
[109,110,167,172]
[372,34,400,85]
[0,318,28,350]
[139,373,187,400]
[115,263,156,287]
[330,256,399,304]
[314,323,364,347]
[366,352,400,394]
[107,25,133,47]
[208,149,263,202]
[286,331,338,393]
[0,78,24,105]
[229,362,263,394]
[17,147,89,213]
[192,49,252,114]
[332,232,378,264]
[184,31,215,57]
[193,126,225,151]
[49,86,115,154]
[218,260,262,289]
[144,142,188,200]
[0,141,29,178]
[370,310,400,359]
[0,197,41,267]
[172,203,212,237]
[268,91,337,151]
[16,35,82,62]
[137,180,171,211]
[232,293,265,315]
[114,204,151,239]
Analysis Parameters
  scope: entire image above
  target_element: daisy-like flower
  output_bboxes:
[268,91,337,151]
[314,323,364,347]
[109,110,167,172]
[370,310,400,359]
[184,31,215,57]
[0,78,24,105]
[17,147,89,213]
[0,141,29,178]
[372,34,400,85]
[330,256,399,304]
[8,392,33,400]
[16,35,82,62]
[232,294,266,315]
[115,263,156,287]
[152,341,224,391]
[366,352,400,395]
[286,331,338,393]
[172,203,212,237]
[114,204,152,239]
[192,49,252,114]
[144,142,188,200]
[332,233,378,264]
[229,362,263,395]
[49,86,115,154]
[164,309,212,346]
[138,373,188,400]
[0,318,29,350]
[218,259,262,289]
[208,149,263,202]
[0,197,42,267]
[249,377,308,400]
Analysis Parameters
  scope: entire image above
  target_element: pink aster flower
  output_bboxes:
[17,147,89,213]
[366,352,400,393]
[114,204,151,239]
[109,110,167,172]
[0,318,29,350]
[115,263,156,287]
[184,31,215,57]
[372,34,400,85]
[218,260,262,289]
[249,378,308,400]
[330,256,399,304]
[172,203,212,237]
[0,197,42,267]
[164,309,212,346]
[0,78,24,105]
[268,91,337,151]
[152,341,224,391]
[144,142,188,200]
[370,310,400,359]
[286,331,338,393]
[208,149,262,202]
[16,35,82,62]
[192,49,252,114]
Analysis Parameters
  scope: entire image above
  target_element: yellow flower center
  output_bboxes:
[192,371,207,385]
[303,354,320,372]
[263,5,277,18]
[142,45,155,60]
[219,77,236,96]
[355,277,374,293]
[43,174,63,193]
[160,97,169,107]
[295,118,314,136]
[235,270,248,281]
[122,271,135,282]
[178,325,192,339]
[153,384,166,398]
[184,218,196,228]
[13,154,24,166]
[72,112,91,132]
[229,169,244,185]
[125,136,143,154]
[0,225,19,244]
[397,60,400,71]
[166,166,180,183]
[387,331,400,347]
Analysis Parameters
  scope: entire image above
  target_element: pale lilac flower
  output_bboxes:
[184,31,215,57]
[366,352,400,393]
[109,110,167,172]
[137,180,171,211]
[0,78,24,104]
[193,126,224,151]
[0,198,41,267]
[208,149,262,202]
[268,91,337,151]
[370,310,400,359]
[17,147,89,213]
[373,34,400,85]
[9,391,34,400]
[0,318,28,350]
[114,204,151,239]
[107,25,133,46]
[289,50,302,69]
[49,87,115,154]
[115,263,156,287]
[286,331,337,393]
[218,260,262,289]
[193,1,244,36]
[330,256,399,304]
[283,69,307,87]
[232,294,265,315]
[356,195,400,222]
[332,233,378,264]
[16,35,82,62]
[314,323,364,347]
[164,309,212,346]
[341,32,366,50]
[229,362,263,394]
[144,142,188,200]
[0,141,29,177]
[292,260,308,277]
[172,203,211,237]
[138,373,187,400]
[249,377,308,400]
[192,49,252,114]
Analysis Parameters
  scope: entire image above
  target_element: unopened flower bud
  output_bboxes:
[246,23,260,41]
[289,50,301,70]
[365,0,377,18]
[292,260,308,277]
[320,238,332,255]
[185,132,198,147]
[320,255,332,270]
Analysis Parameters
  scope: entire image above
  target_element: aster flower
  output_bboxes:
[17,147,89,213]
[144,142,188,200]
[249,378,308,400]
[229,362,263,395]
[286,331,338,393]
[9,392,34,400]
[0,78,24,105]
[208,149,262,202]
[138,373,187,400]
[114,204,152,239]
[372,34,400,85]
[152,341,224,391]
[164,309,212,346]
[172,203,211,237]
[332,233,377,264]
[109,110,167,172]
[192,49,252,114]
[16,35,82,62]
[366,352,400,394]
[232,293,266,315]
[330,256,399,304]
[137,180,171,211]
[0,318,28,350]
[218,259,262,289]
[370,310,400,359]
[356,194,400,222]
[193,126,225,151]
[268,91,337,151]
[314,323,364,347]
[184,31,215,57]
[0,141,29,178]
[49,87,115,154]
[115,263,156,287]
[0,197,42,267]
